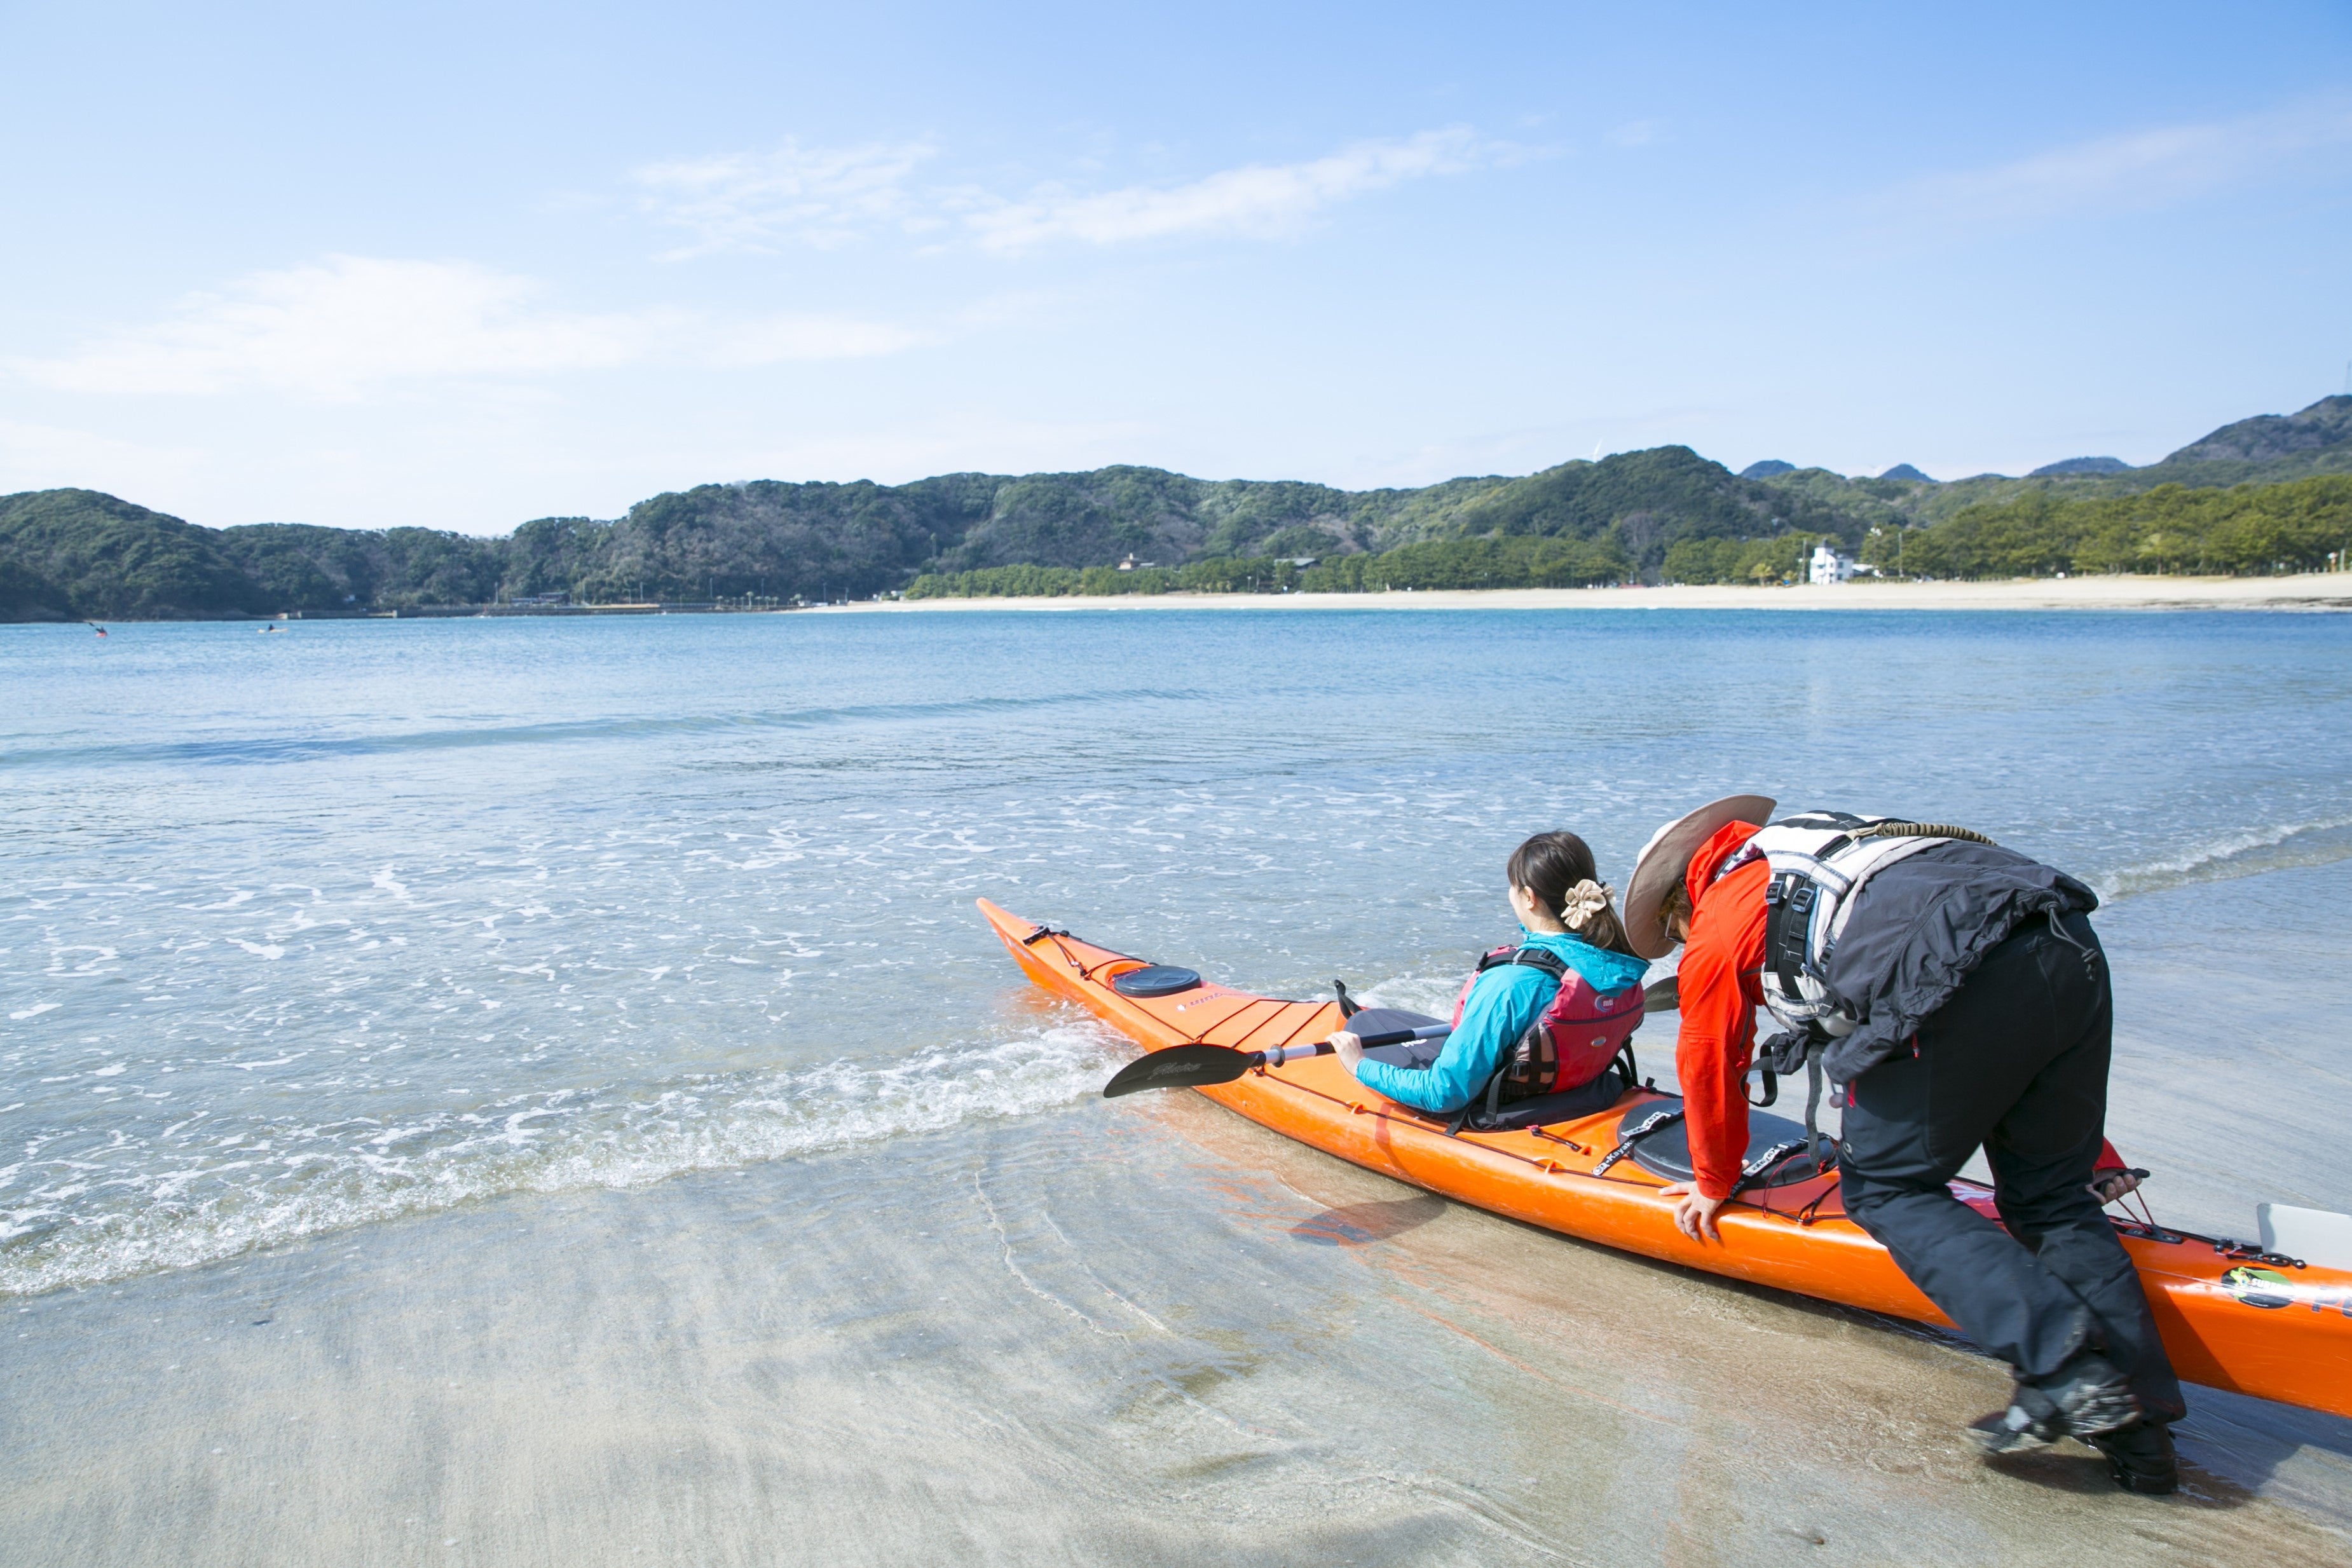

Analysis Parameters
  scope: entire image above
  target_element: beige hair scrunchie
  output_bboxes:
[1558,879,1615,931]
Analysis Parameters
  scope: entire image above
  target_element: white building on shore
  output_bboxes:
[1809,540,1860,584]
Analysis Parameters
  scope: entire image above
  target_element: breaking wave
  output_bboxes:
[0,1024,1127,1299]
[2090,817,2352,902]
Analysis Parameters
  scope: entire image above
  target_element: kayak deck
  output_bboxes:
[980,897,2352,1421]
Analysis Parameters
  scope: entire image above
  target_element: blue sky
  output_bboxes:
[3,1,2349,533]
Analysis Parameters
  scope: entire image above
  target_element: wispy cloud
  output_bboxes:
[627,127,1526,259]
[1895,101,2352,225]
[15,256,925,399]
[959,128,1515,254]
[631,138,938,258]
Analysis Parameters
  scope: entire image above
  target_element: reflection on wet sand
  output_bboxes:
[1289,1194,1449,1246]
[7,1093,2346,1567]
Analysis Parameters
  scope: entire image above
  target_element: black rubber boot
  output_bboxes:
[2034,1351,2143,1437]
[2087,1421,2179,1495]
[1967,1381,2065,1454]
[1968,1351,2141,1455]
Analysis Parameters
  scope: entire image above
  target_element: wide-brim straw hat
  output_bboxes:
[1622,794,1777,960]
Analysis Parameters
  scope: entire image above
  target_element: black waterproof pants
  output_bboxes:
[1837,911,2187,1423]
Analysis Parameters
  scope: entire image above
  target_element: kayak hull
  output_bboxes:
[980,898,2352,1421]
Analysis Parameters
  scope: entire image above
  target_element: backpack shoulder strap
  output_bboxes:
[1505,946,1569,981]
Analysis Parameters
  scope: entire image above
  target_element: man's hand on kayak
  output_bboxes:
[2090,1168,2145,1204]
[1329,1031,1364,1071]
[1660,1182,1727,1243]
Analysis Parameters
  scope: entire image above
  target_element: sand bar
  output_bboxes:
[819,573,2352,615]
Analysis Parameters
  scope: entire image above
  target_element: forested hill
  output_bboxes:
[4,395,2349,620]
[1739,395,2352,528]
[0,447,1850,619]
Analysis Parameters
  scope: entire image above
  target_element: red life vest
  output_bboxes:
[1451,945,1645,1102]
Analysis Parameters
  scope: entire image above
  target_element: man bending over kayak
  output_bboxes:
[1622,796,2184,1495]
[1330,831,1647,1124]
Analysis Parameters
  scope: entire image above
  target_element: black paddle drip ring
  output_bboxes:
[1111,965,1201,997]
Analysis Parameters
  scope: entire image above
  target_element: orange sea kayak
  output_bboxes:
[980,897,2352,1421]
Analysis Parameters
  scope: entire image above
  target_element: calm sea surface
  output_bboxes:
[4,607,2350,1295]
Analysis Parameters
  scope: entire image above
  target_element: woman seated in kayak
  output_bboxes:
[1330,831,1649,1119]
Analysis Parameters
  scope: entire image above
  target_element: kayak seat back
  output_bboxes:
[1623,1105,1836,1189]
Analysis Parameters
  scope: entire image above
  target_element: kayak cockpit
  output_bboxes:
[1610,1104,1839,1190]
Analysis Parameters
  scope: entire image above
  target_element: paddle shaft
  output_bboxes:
[1256,1021,1448,1068]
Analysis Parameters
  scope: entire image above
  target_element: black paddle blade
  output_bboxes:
[1643,974,1680,1014]
[1102,1044,1252,1098]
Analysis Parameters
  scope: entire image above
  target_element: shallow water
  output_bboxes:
[4,608,2350,1559]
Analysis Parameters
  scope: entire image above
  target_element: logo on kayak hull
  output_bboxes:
[2220,1266,2295,1309]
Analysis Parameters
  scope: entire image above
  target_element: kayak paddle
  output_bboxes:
[1102,1021,1450,1098]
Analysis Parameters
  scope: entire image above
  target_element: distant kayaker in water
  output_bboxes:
[1623,796,2184,1494]
[1330,831,1647,1123]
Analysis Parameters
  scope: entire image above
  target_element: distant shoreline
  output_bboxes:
[17,573,2351,626]
[822,573,2352,615]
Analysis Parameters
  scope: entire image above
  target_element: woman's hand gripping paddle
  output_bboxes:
[1102,1021,1449,1098]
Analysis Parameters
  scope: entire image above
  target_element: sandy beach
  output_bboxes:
[824,573,2352,615]
[11,1102,2351,1568]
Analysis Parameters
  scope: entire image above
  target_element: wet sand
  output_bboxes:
[9,1096,2347,1567]
[826,574,2352,614]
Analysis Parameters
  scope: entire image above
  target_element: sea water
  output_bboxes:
[4,607,2351,1561]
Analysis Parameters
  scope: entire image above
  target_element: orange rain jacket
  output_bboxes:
[1673,819,1771,1201]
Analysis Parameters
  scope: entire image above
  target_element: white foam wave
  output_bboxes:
[2090,817,2352,902]
[0,1023,1127,1299]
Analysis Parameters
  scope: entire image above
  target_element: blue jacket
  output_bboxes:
[1350,930,1648,1114]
